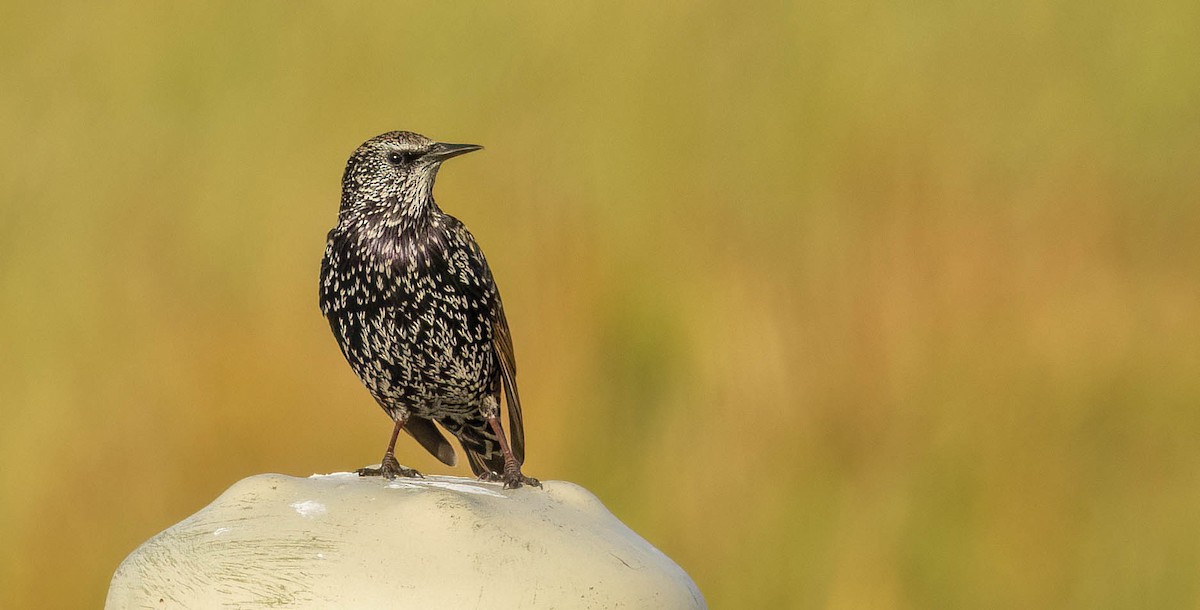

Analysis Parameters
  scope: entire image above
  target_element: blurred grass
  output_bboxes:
[2,1,1199,608]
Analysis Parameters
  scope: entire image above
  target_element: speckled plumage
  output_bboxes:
[319,131,536,488]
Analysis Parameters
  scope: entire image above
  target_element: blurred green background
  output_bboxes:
[2,1,1199,608]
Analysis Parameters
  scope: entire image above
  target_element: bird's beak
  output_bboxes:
[426,142,483,162]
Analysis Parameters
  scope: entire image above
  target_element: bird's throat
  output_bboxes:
[348,201,448,270]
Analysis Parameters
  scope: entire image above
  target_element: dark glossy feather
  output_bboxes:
[319,131,532,483]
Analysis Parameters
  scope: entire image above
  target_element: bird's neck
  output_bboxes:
[339,192,444,232]
[337,194,450,268]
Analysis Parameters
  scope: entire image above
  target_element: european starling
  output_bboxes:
[319,131,539,489]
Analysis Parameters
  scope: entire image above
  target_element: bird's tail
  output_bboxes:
[441,415,507,478]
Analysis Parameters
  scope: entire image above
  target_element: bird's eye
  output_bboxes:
[386,151,416,165]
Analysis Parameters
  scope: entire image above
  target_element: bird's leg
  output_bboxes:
[484,414,540,489]
[357,416,423,480]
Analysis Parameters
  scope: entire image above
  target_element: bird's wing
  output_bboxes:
[491,295,525,464]
[451,215,526,466]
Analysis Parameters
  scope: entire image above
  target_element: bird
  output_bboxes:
[319,131,539,489]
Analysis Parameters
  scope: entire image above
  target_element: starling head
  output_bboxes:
[339,131,482,222]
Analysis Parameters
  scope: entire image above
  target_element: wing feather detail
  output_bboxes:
[492,297,525,464]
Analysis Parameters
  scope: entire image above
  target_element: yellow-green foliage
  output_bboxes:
[2,2,1198,608]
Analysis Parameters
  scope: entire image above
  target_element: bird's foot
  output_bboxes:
[502,466,541,490]
[357,453,422,480]
[505,473,541,490]
[478,469,539,489]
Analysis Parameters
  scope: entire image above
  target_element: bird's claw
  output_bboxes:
[504,473,541,490]
[357,453,422,480]
[479,469,541,489]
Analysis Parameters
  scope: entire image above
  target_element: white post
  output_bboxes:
[106,472,706,609]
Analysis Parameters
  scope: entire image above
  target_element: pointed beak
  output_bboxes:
[426,142,483,162]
